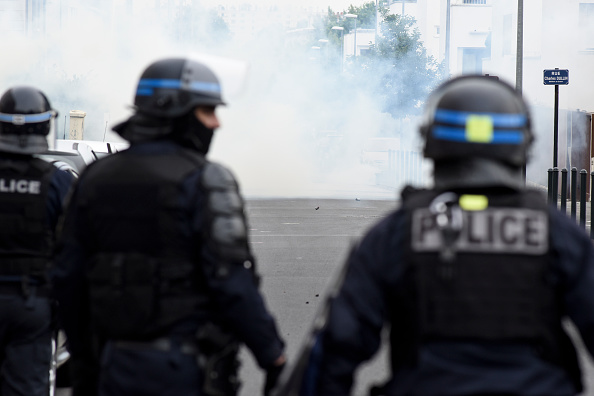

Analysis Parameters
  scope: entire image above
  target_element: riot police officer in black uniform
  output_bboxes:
[299,76,594,395]
[52,57,286,396]
[0,86,74,395]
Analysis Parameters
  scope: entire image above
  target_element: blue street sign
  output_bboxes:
[543,69,569,85]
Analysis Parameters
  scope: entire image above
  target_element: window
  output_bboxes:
[462,48,483,74]
[579,3,594,50]
[359,48,371,57]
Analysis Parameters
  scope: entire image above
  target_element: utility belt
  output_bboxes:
[111,323,241,396]
[112,337,198,355]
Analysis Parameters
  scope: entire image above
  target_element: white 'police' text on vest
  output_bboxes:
[411,208,548,255]
[0,179,41,194]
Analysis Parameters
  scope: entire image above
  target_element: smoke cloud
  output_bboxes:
[0,1,432,200]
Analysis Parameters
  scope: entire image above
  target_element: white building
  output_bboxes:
[214,3,323,42]
[343,28,376,57]
[484,0,594,174]
[486,0,594,112]
[0,0,115,39]
[0,0,49,37]
[387,0,492,75]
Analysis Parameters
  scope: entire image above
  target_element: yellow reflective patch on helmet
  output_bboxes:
[459,195,488,211]
[465,115,493,143]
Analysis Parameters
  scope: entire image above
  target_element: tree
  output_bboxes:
[355,8,446,118]
[320,2,376,46]
[314,2,446,120]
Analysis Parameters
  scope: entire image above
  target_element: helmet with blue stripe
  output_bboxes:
[420,75,532,168]
[0,86,56,154]
[134,58,225,119]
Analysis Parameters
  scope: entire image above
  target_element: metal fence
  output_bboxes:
[547,167,594,238]
[375,149,427,188]
[452,0,489,4]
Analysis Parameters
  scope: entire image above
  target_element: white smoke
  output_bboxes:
[0,0,425,200]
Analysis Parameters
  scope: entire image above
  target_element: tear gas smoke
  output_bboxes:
[0,1,432,199]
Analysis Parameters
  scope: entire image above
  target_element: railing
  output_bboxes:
[375,150,426,188]
[452,0,489,5]
[387,0,418,4]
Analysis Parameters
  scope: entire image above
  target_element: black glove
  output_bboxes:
[264,362,285,396]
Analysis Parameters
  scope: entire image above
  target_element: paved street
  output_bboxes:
[57,196,594,396]
[241,198,398,396]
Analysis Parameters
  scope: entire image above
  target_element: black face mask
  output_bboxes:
[171,111,214,155]
[113,113,173,143]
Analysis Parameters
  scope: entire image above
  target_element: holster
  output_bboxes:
[196,322,241,396]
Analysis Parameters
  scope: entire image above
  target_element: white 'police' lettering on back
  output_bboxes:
[412,208,548,255]
[0,179,41,194]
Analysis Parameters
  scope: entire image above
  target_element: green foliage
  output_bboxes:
[325,2,376,35]
[356,8,446,117]
[316,2,446,120]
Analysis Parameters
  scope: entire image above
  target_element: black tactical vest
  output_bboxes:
[0,157,55,279]
[81,148,210,340]
[390,187,582,390]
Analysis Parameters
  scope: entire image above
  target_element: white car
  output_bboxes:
[36,139,128,177]
[58,139,129,160]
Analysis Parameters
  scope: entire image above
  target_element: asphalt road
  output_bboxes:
[241,198,398,396]
[56,197,594,396]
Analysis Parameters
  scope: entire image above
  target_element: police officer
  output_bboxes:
[51,57,286,396]
[299,76,594,395]
[0,86,74,395]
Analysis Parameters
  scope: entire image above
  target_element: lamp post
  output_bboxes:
[516,0,525,181]
[332,26,344,72]
[345,14,358,57]
[516,0,523,95]
[318,39,329,64]
[445,0,451,76]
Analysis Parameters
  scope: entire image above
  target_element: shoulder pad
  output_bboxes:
[202,162,238,191]
[201,162,252,271]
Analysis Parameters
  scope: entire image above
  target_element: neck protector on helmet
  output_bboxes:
[433,157,524,191]
[112,113,173,143]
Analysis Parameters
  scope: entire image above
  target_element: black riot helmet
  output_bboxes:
[133,58,225,119]
[419,75,533,190]
[0,86,57,154]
